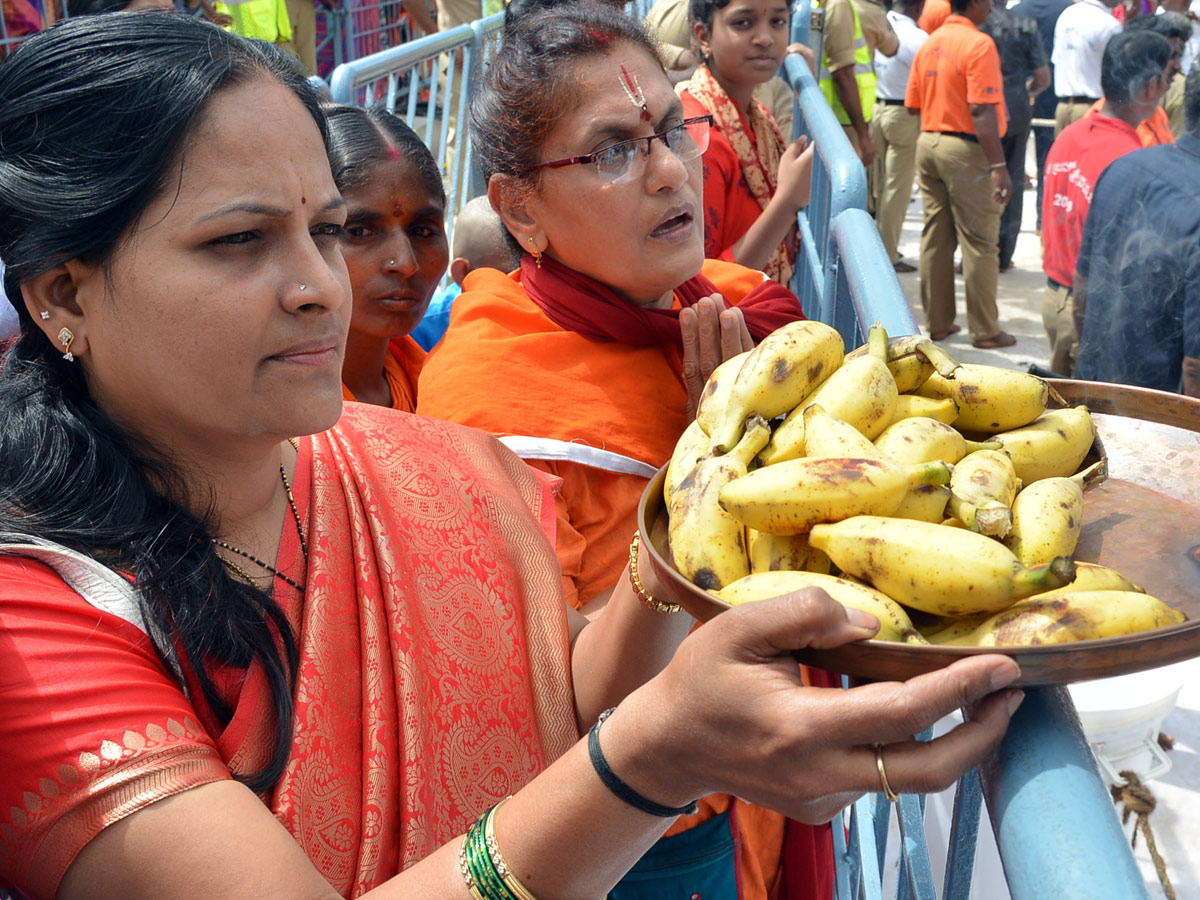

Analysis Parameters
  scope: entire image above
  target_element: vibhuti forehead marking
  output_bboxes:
[619,65,653,122]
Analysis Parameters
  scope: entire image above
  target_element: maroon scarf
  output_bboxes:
[520,253,803,347]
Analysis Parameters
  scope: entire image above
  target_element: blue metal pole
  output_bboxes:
[980,687,1150,900]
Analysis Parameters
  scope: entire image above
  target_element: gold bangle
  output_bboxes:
[485,797,541,900]
[629,533,681,614]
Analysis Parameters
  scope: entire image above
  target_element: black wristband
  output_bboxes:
[587,708,699,818]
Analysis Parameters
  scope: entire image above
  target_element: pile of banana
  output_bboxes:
[665,321,1186,647]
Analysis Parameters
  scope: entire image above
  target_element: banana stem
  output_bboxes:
[730,415,772,465]
[1071,458,1109,490]
[867,323,890,362]
[1014,557,1078,597]
[964,439,1004,454]
[906,460,954,487]
[914,340,962,378]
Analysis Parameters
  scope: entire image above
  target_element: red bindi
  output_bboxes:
[301,196,306,204]
[388,146,400,159]
[393,203,403,217]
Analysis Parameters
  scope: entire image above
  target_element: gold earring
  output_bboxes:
[527,238,543,270]
[58,327,75,362]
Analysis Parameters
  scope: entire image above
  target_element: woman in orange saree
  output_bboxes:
[0,13,1022,900]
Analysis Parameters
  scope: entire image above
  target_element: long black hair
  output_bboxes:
[0,12,328,792]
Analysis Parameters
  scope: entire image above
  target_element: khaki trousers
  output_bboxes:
[870,104,919,264]
[915,132,1003,341]
[1054,101,1095,136]
[1042,282,1079,375]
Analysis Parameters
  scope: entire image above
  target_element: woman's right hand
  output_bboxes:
[602,589,1023,824]
[776,136,815,214]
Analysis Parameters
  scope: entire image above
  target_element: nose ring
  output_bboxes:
[299,284,307,291]
[386,259,396,266]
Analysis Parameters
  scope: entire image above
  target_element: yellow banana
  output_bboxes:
[714,570,929,644]
[1005,460,1107,566]
[693,350,752,447]
[987,406,1096,485]
[1027,561,1144,595]
[808,515,1077,616]
[701,321,844,453]
[919,612,991,644]
[888,394,960,426]
[664,418,712,509]
[892,483,951,523]
[947,448,1020,537]
[944,590,1186,646]
[719,457,952,535]
[875,416,1001,465]
[746,530,832,574]
[846,333,962,388]
[760,325,897,464]
[917,364,1049,432]
[800,404,884,459]
[669,416,771,590]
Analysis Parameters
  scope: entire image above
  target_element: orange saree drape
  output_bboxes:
[0,403,578,898]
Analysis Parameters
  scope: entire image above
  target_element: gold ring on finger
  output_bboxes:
[875,744,900,803]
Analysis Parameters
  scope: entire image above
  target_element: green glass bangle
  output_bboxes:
[465,813,519,900]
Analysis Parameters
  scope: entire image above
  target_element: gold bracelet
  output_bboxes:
[484,797,541,900]
[629,533,681,614]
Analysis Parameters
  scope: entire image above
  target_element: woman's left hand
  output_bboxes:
[680,295,754,422]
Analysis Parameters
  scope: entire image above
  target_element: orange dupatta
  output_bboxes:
[341,336,426,412]
[684,64,793,284]
[228,404,579,894]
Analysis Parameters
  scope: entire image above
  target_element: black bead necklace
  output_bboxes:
[213,450,308,595]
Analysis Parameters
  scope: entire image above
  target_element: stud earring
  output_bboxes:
[58,327,75,362]
[298,284,307,292]
[40,310,50,320]
[527,238,543,270]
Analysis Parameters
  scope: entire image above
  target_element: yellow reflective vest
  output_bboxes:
[216,0,293,44]
[818,0,876,127]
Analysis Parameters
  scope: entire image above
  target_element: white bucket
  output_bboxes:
[1066,660,1194,784]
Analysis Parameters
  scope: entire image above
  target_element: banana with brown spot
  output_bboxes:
[947,448,1020,537]
[759,324,897,465]
[917,364,1049,432]
[719,457,951,535]
[800,404,885,459]
[874,416,1000,465]
[987,405,1096,485]
[888,394,960,426]
[1005,460,1108,566]
[807,515,1077,616]
[746,530,832,574]
[700,321,844,453]
[943,590,1186,646]
[714,570,928,643]
[669,416,771,591]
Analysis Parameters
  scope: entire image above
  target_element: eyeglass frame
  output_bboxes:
[525,114,715,182]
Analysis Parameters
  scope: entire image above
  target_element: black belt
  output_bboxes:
[1047,277,1072,292]
[1059,95,1099,104]
[877,97,906,106]
[936,131,978,143]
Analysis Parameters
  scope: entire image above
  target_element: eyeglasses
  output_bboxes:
[528,115,713,185]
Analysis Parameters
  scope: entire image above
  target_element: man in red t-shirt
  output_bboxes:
[1040,30,1174,374]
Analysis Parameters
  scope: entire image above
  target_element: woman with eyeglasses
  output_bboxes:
[0,11,1022,900]
[420,6,958,898]
[680,0,816,286]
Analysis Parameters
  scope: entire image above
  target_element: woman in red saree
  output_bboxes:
[680,0,817,285]
[0,12,1022,900]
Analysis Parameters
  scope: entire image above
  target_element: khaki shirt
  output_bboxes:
[824,0,898,73]
[644,0,691,68]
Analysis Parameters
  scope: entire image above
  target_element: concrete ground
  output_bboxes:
[889,180,1200,899]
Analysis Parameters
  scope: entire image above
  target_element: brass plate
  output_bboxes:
[638,380,1200,686]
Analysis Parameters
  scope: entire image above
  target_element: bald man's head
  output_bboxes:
[451,196,519,285]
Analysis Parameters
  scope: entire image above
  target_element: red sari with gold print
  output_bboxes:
[0,403,578,899]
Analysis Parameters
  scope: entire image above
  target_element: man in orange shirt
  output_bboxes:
[906,0,1015,347]
[1123,11,1190,145]
[918,0,951,32]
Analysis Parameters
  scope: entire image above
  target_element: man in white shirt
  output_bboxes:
[1052,0,1122,132]
[871,0,928,272]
